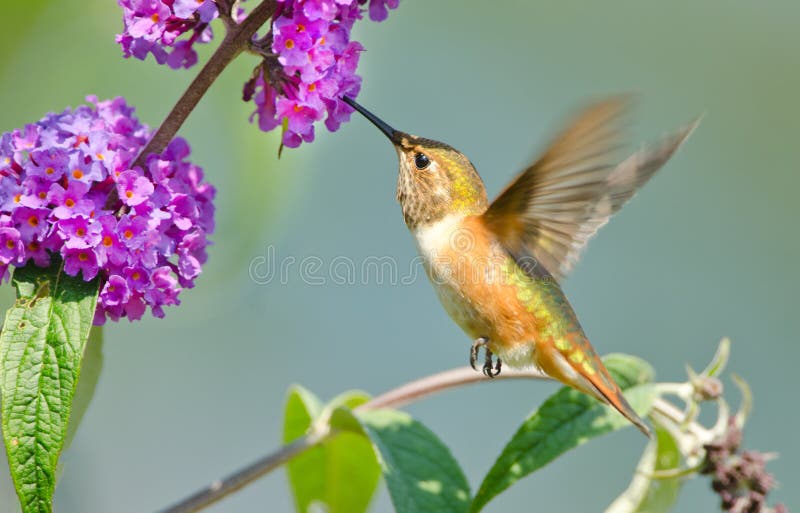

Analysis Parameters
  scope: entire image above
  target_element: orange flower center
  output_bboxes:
[308,83,317,92]
[76,228,86,237]
[6,240,15,249]
[151,13,159,22]
[13,194,21,204]
[38,191,47,199]
[124,229,133,239]
[28,241,40,251]
[285,39,295,49]
[125,190,134,199]
[78,252,89,262]
[65,198,75,208]
[45,167,55,175]
[27,216,39,227]
[132,271,141,280]
[103,235,113,247]
[72,169,84,179]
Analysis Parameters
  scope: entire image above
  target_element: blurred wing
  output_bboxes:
[483,98,698,281]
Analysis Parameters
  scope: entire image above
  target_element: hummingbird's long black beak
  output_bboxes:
[343,96,397,142]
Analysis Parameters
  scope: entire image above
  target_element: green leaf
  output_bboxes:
[283,387,381,513]
[324,389,371,413]
[731,374,752,429]
[0,259,100,513]
[284,386,324,513]
[605,354,656,387]
[63,326,103,453]
[700,338,730,378]
[335,408,471,513]
[605,426,683,513]
[470,354,657,513]
[283,385,323,445]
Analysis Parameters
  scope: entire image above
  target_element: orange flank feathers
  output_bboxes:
[421,215,651,436]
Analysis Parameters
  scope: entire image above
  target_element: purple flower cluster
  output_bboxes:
[117,0,225,69]
[701,420,788,513]
[0,97,215,324]
[116,0,400,147]
[246,0,399,148]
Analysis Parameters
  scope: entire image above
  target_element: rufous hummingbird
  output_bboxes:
[344,95,698,436]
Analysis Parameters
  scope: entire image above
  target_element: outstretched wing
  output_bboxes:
[483,98,698,281]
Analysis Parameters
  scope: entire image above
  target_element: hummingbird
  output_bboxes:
[344,95,698,436]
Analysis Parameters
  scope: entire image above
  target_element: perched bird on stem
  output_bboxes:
[345,95,698,436]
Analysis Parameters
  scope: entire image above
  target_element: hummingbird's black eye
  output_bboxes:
[414,152,430,170]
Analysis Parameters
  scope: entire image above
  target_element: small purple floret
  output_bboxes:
[117,169,155,206]
[57,216,102,249]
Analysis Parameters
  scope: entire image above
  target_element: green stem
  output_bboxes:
[154,366,701,513]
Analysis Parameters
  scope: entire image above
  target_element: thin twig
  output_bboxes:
[105,0,275,210]
[133,0,275,169]
[154,367,541,513]
[154,426,330,513]
[359,367,549,410]
[156,366,706,513]
[153,367,710,513]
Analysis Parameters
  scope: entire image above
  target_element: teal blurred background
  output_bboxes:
[1,0,798,511]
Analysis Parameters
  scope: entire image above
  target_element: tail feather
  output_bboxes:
[538,338,652,437]
[583,374,652,437]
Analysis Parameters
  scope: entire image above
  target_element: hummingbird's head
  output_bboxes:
[344,97,488,229]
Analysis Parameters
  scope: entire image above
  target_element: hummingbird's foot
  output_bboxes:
[470,337,489,371]
[483,349,502,378]
[470,337,502,378]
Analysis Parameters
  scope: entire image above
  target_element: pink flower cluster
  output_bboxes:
[0,97,216,323]
[115,0,400,148]
[117,0,225,69]
[247,0,400,148]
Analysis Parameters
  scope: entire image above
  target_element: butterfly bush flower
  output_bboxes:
[0,97,216,324]
[116,0,400,147]
[244,0,399,147]
[116,0,223,69]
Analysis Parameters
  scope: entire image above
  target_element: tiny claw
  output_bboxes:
[470,337,488,371]
[483,347,501,378]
